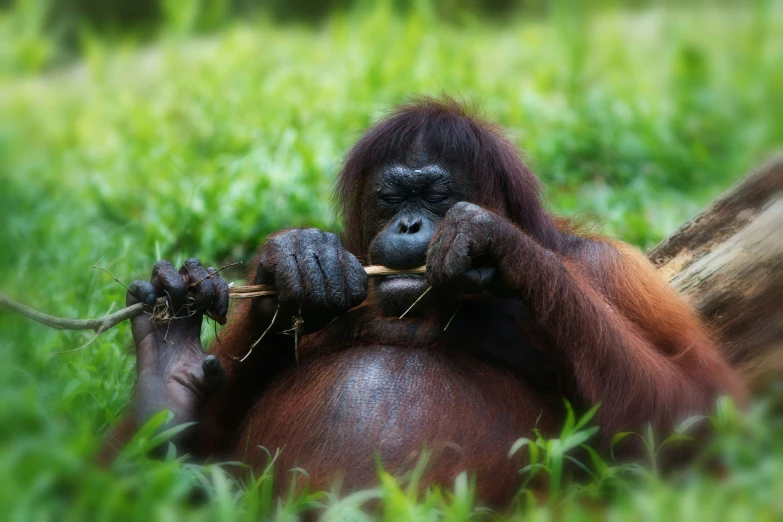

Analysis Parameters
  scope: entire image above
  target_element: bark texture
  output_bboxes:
[649,156,783,392]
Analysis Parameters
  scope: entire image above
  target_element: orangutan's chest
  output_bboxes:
[239,346,547,474]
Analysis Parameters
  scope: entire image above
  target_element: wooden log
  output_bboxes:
[649,156,783,392]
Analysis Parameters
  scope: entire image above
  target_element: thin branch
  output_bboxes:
[43,330,102,356]
[399,286,432,320]
[0,291,155,333]
[92,265,132,293]
[443,304,462,332]
[280,304,304,367]
[0,265,426,334]
[228,265,426,298]
[189,261,243,287]
[231,302,280,362]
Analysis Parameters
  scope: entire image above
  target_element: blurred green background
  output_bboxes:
[0,0,781,520]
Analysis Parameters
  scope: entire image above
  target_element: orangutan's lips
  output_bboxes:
[378,274,425,293]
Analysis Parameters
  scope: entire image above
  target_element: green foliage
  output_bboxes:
[0,1,781,520]
[509,401,601,497]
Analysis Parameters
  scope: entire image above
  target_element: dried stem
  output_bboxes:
[0,291,159,333]
[189,261,243,287]
[229,265,426,299]
[234,302,280,362]
[398,286,432,319]
[0,265,426,335]
[443,304,462,332]
[91,265,132,293]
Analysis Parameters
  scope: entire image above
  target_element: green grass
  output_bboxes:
[0,1,781,520]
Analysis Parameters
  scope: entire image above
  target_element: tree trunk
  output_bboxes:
[649,156,783,393]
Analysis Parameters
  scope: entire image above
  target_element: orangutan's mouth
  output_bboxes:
[374,275,430,316]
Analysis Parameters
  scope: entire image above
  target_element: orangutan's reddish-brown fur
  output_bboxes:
[109,99,746,505]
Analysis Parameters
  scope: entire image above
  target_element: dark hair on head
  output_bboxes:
[335,96,563,255]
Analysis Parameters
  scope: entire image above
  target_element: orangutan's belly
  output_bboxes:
[233,346,550,499]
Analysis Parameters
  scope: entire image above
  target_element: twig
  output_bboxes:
[228,265,426,299]
[443,304,462,331]
[43,302,120,356]
[189,261,243,287]
[280,304,304,366]
[0,291,153,333]
[44,331,102,356]
[92,265,132,293]
[399,286,432,319]
[232,302,280,362]
[0,265,426,334]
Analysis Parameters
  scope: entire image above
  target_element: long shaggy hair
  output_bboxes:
[335,97,563,255]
